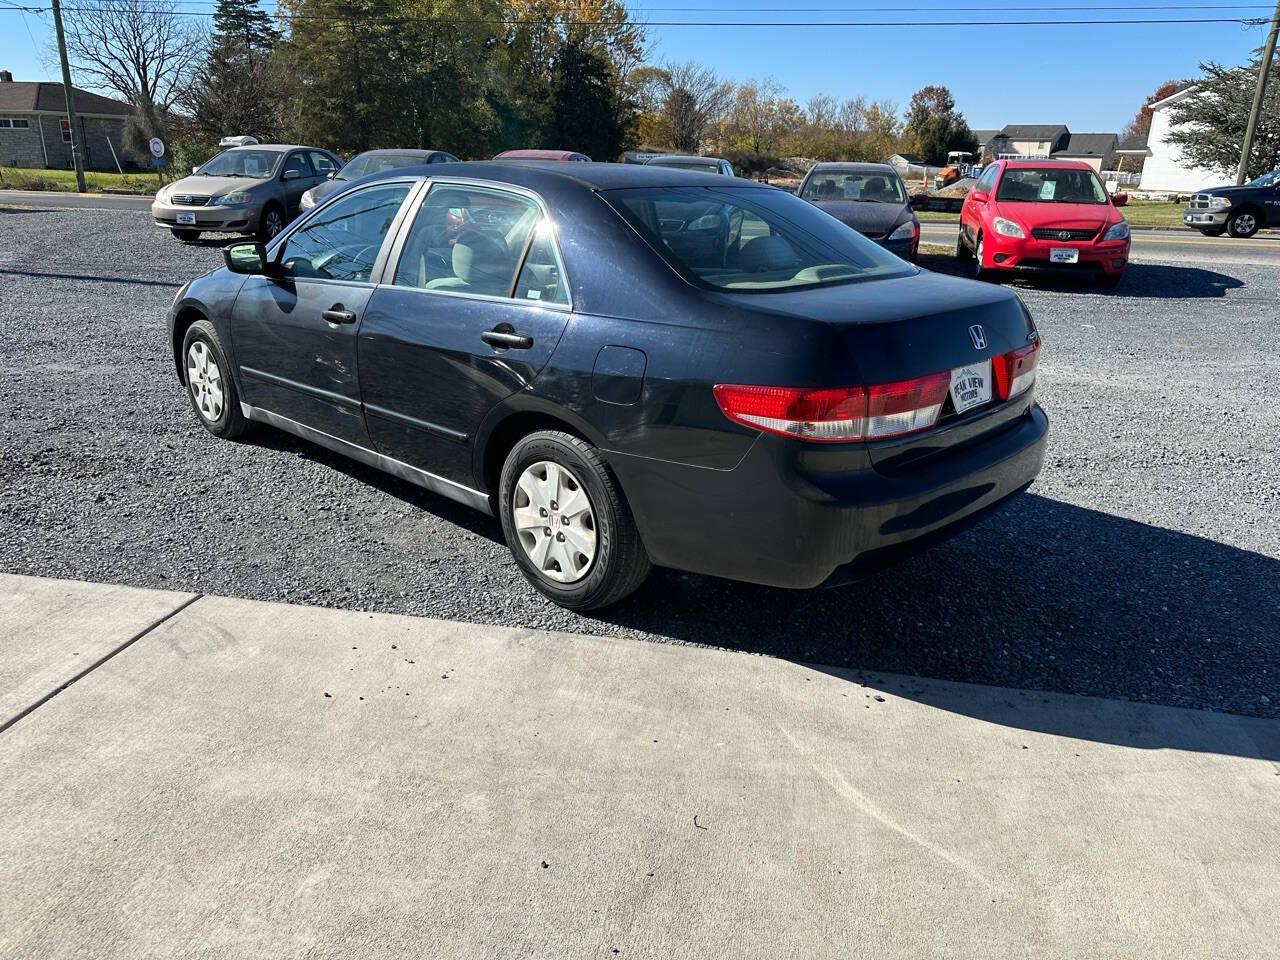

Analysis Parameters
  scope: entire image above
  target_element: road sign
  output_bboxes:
[149,137,165,158]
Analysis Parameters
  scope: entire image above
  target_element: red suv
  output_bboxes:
[957,159,1131,287]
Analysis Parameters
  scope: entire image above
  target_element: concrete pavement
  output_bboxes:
[2,572,1278,958]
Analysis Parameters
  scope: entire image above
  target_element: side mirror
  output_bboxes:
[910,194,929,210]
[192,165,199,174]
[970,190,990,204]
[326,170,336,180]
[282,169,300,180]
[223,241,269,275]
[1112,192,1128,207]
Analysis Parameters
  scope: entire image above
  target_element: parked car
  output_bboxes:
[152,144,341,242]
[644,154,736,177]
[957,159,1131,286]
[1182,168,1280,238]
[168,162,1047,610]
[494,149,591,162]
[300,148,459,212]
[798,162,919,261]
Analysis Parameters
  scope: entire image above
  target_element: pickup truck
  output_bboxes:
[1182,169,1280,238]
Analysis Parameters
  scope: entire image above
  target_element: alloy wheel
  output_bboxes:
[186,340,224,422]
[1231,213,1256,237]
[512,460,597,584]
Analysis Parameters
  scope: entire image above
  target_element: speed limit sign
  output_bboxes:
[149,138,165,158]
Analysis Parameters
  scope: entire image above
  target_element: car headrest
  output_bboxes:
[451,230,510,290]
[739,235,799,273]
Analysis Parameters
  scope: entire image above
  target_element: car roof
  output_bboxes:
[494,149,589,161]
[365,160,774,193]
[1000,158,1095,170]
[352,148,453,158]
[647,155,724,164]
[807,162,898,175]
[222,144,324,153]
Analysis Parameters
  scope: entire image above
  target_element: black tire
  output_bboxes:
[1226,210,1260,239]
[1096,271,1123,289]
[1200,226,1226,238]
[258,203,286,242]
[498,430,650,611]
[171,228,201,242]
[180,319,250,439]
[973,232,992,281]
[954,229,973,262]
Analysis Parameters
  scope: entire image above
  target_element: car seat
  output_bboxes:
[425,230,513,296]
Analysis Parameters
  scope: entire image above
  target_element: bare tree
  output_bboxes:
[56,0,202,141]
[662,60,734,152]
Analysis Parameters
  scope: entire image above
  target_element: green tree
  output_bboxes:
[1167,51,1280,179]
[545,35,632,159]
[187,0,284,140]
[902,84,976,165]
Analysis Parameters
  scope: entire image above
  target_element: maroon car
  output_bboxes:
[494,149,591,162]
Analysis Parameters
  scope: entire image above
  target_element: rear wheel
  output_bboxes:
[498,430,650,611]
[1227,210,1259,239]
[170,229,201,242]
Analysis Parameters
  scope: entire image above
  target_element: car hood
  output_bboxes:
[164,175,268,197]
[307,178,346,202]
[811,199,908,236]
[1196,183,1262,196]
[991,200,1116,230]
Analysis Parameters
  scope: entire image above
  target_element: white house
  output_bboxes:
[1138,85,1228,193]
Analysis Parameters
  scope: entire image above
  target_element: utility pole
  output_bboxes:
[50,0,87,193]
[1237,0,1280,185]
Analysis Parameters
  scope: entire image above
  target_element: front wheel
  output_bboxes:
[1227,210,1259,238]
[973,234,993,281]
[1096,271,1123,289]
[181,319,250,439]
[498,431,650,611]
[171,229,201,242]
[258,203,286,242]
[955,229,973,262]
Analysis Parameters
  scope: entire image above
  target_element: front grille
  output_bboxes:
[171,194,211,206]
[1031,228,1097,241]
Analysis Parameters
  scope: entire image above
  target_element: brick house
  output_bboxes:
[0,70,147,170]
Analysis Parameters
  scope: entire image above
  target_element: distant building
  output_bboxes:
[988,124,1070,160]
[971,130,999,162]
[1114,135,1150,175]
[885,152,923,168]
[1052,132,1118,172]
[0,71,145,170]
[1138,85,1226,193]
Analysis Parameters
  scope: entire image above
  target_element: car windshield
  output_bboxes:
[197,149,282,179]
[649,158,722,174]
[801,172,906,204]
[996,167,1107,204]
[606,186,914,292]
[340,153,431,181]
[1247,169,1280,188]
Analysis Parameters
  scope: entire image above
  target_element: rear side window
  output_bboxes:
[309,151,339,177]
[277,182,413,281]
[513,223,569,305]
[606,186,913,292]
[393,184,543,298]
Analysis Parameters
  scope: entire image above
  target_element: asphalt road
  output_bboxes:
[920,221,1280,265]
[0,190,154,211]
[1,205,1277,718]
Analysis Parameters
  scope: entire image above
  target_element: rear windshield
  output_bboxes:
[649,158,723,174]
[341,153,430,180]
[198,149,282,179]
[996,167,1107,204]
[801,172,906,204]
[605,186,914,292]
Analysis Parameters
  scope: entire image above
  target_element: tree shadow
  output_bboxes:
[0,267,179,289]
[917,254,1246,299]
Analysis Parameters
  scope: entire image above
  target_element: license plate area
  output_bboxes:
[949,360,992,415]
[176,212,196,225]
[1049,247,1079,264]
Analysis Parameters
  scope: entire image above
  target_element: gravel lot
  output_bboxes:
[2,205,1277,718]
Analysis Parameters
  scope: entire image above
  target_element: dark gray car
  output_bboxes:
[798,162,919,261]
[300,149,459,213]
[151,144,341,242]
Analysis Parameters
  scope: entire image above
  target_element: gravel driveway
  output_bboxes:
[2,205,1277,717]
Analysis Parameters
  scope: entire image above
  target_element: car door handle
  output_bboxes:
[322,305,357,325]
[481,328,533,349]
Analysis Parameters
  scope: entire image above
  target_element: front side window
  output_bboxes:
[277,182,413,282]
[198,149,283,179]
[606,186,913,292]
[801,172,906,205]
[281,152,313,179]
[393,184,541,298]
[996,167,1108,204]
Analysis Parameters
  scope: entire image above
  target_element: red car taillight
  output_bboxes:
[993,339,1040,400]
[713,371,950,443]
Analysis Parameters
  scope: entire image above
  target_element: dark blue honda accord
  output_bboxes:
[168,161,1047,610]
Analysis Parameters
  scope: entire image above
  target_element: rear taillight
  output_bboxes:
[993,339,1040,400]
[713,371,950,443]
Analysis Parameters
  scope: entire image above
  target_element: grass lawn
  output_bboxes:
[0,166,160,195]
[917,200,1188,229]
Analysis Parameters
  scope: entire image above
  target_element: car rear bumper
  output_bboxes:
[152,200,261,232]
[985,234,1129,275]
[609,400,1049,589]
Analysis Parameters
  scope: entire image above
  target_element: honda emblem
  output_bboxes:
[968,325,986,350]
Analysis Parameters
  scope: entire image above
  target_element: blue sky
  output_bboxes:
[2,2,1274,133]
